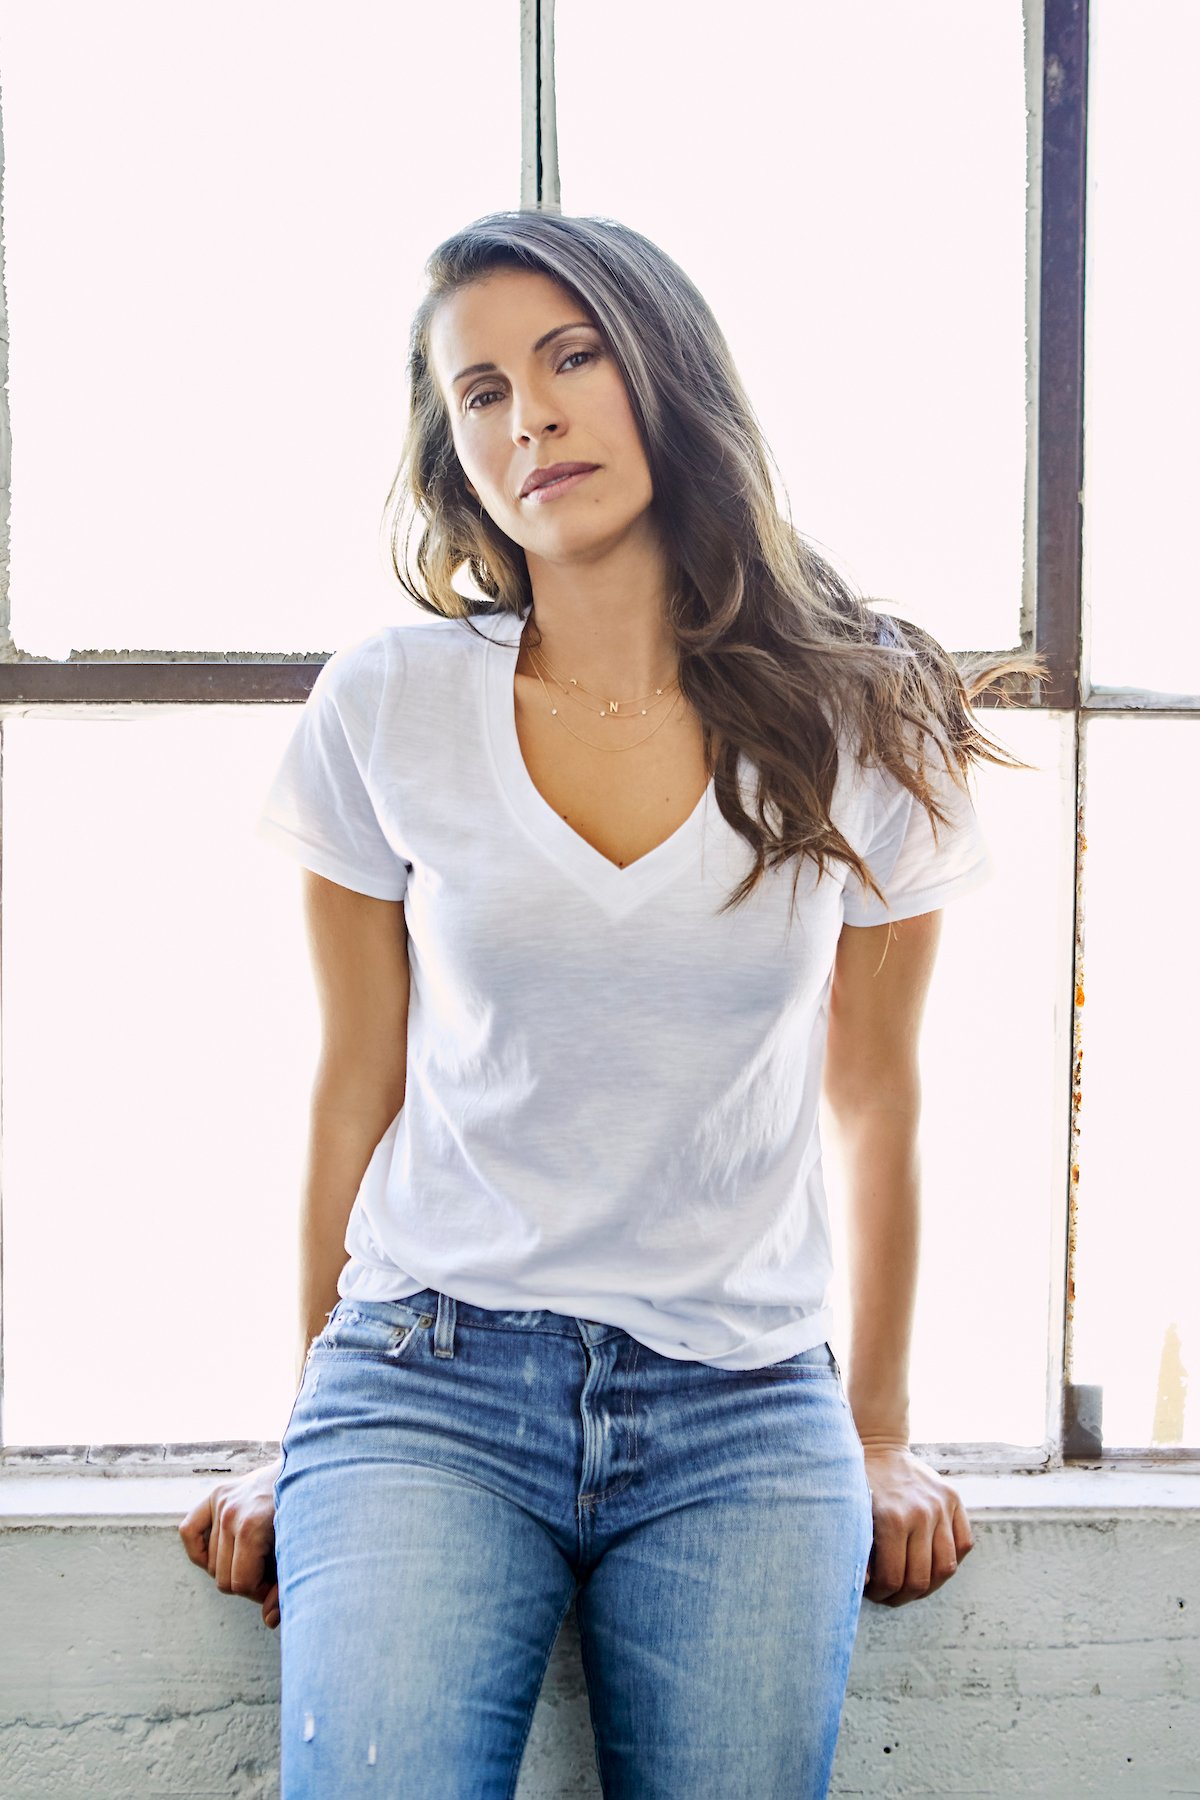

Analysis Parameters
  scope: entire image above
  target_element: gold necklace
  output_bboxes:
[520,610,680,706]
[525,643,678,720]
[524,647,685,752]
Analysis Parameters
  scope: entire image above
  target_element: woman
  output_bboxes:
[180,210,1043,1798]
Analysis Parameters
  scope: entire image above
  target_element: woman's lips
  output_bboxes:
[522,467,598,503]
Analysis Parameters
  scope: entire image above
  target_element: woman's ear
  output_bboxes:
[465,478,478,500]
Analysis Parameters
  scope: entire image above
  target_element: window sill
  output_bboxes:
[0,1464,1196,1526]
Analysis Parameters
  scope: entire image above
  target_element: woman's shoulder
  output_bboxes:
[319,606,513,688]
[828,707,958,803]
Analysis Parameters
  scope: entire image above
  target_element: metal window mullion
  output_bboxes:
[1084,692,1200,714]
[1035,0,1088,715]
[1036,0,1090,1463]
[520,0,559,212]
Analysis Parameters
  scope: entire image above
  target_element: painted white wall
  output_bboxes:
[1,1474,1196,1798]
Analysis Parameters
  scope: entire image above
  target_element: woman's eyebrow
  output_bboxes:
[451,321,595,387]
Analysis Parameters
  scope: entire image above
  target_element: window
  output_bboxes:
[0,0,1191,1468]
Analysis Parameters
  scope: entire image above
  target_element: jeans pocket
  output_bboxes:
[313,1297,433,1364]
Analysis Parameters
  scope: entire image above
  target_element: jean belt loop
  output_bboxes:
[433,1290,456,1359]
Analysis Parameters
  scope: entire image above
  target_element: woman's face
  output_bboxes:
[428,267,656,561]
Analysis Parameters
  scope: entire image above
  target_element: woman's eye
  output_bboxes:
[465,348,596,412]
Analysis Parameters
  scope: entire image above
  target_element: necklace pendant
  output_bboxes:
[608,699,619,715]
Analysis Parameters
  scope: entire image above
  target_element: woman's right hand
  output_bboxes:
[178,1455,285,1630]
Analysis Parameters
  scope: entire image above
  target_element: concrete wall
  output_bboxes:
[0,1472,1196,1799]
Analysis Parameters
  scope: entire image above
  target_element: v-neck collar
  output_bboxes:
[479,604,713,920]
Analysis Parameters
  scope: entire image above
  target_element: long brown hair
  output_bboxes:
[382,210,1047,918]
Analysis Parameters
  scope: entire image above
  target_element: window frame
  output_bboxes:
[0,0,1192,1476]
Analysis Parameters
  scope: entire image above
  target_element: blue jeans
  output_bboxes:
[274,1288,873,1799]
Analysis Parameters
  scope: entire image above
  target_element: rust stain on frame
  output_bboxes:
[1065,755,1088,1375]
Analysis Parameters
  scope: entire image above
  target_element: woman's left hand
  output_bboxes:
[859,1444,974,1606]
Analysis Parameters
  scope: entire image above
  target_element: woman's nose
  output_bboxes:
[510,386,562,445]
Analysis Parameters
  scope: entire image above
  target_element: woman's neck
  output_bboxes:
[519,596,679,698]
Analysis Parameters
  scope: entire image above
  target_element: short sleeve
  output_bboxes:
[841,737,994,927]
[254,631,409,902]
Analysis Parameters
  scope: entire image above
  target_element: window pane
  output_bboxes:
[2,1,519,657]
[1083,1,1200,693]
[1,709,322,1445]
[823,710,1072,1447]
[556,0,1029,652]
[1071,718,1199,1448]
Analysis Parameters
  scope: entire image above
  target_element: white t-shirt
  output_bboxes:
[255,603,994,1368]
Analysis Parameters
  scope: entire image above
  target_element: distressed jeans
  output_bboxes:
[273,1287,873,1799]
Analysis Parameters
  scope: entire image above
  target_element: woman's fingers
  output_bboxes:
[922,1507,961,1598]
[868,1503,935,1606]
[176,1493,215,1571]
[178,1480,236,1591]
[860,1450,977,1607]
[179,1467,282,1632]
[952,1498,976,1561]
[210,1491,234,1590]
[863,1499,910,1601]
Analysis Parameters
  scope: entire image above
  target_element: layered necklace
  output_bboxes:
[519,614,684,754]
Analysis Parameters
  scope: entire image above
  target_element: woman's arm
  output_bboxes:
[821,909,975,1605]
[822,910,942,1442]
[294,869,411,1383]
[176,868,411,1635]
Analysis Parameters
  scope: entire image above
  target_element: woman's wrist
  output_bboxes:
[848,1393,911,1450]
